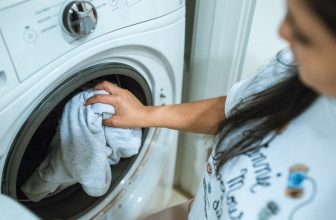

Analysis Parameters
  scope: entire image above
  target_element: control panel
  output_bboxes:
[0,0,185,82]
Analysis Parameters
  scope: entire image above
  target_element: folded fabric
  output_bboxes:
[21,89,142,202]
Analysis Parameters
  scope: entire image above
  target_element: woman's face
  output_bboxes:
[279,0,336,97]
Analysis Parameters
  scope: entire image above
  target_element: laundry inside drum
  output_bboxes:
[3,67,152,219]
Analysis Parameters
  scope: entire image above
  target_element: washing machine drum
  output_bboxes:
[2,63,152,219]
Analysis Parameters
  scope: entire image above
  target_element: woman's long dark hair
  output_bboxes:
[215,0,336,169]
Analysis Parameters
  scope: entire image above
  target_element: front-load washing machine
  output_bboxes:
[0,0,185,219]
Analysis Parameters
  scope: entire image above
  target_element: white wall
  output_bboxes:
[240,0,287,79]
[176,0,288,196]
[176,0,256,196]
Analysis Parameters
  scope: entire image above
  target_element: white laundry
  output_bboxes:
[21,89,142,202]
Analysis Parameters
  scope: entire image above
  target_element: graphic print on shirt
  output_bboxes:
[207,162,213,175]
[286,164,309,198]
[203,177,209,219]
[202,133,280,220]
[244,132,278,193]
[211,155,228,220]
[285,164,317,220]
[245,147,273,193]
[226,168,248,220]
[258,201,280,220]
[204,152,248,220]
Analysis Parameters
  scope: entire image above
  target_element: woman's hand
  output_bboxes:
[85,81,149,128]
[86,81,227,134]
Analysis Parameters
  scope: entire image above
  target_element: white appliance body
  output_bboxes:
[0,0,185,219]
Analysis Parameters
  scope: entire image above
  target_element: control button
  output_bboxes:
[23,29,38,43]
[110,0,119,7]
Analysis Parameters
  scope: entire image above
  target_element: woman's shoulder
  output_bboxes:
[252,48,295,89]
[225,48,295,117]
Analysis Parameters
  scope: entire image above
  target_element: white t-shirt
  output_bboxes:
[188,59,336,220]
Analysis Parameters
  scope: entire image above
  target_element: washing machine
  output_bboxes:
[0,0,185,219]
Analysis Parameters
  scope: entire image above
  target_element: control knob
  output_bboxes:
[62,1,97,37]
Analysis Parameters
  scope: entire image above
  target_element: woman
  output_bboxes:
[85,0,336,219]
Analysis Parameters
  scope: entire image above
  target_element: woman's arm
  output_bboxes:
[145,96,226,134]
[85,81,227,135]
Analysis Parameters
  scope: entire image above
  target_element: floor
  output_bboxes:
[140,188,190,219]
[168,189,190,208]
[146,187,190,217]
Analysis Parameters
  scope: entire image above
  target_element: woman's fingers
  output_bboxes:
[102,117,118,127]
[84,80,147,128]
[95,81,124,95]
[85,94,118,106]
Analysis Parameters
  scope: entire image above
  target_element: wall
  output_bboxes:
[241,0,287,80]
[176,0,256,196]
[176,0,288,196]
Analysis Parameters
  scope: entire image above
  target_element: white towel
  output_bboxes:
[21,89,142,202]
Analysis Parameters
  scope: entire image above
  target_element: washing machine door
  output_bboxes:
[2,63,153,219]
[0,194,39,219]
